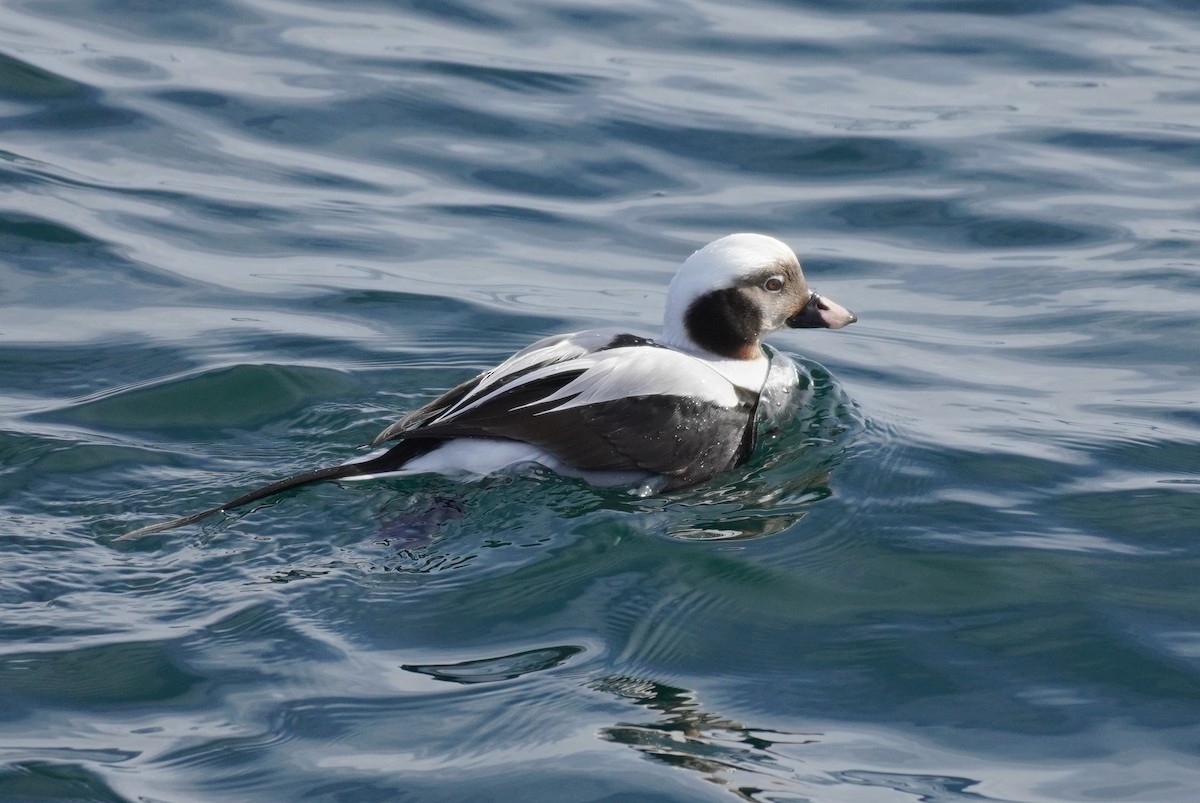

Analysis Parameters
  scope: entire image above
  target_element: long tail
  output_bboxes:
[119,440,438,540]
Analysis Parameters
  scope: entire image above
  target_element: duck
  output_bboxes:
[122,233,855,538]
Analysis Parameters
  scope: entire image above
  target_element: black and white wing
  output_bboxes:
[370,329,626,446]
[374,330,762,487]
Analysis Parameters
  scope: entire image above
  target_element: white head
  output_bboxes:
[662,234,856,360]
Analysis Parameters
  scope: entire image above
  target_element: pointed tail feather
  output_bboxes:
[118,439,441,540]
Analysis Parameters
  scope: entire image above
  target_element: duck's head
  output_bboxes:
[662,233,856,360]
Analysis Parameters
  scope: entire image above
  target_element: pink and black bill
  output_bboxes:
[786,292,857,329]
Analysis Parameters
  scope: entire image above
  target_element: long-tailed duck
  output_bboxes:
[123,233,855,537]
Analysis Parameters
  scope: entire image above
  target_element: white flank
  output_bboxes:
[401,439,557,476]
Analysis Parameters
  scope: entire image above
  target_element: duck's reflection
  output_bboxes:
[592,675,1011,802]
[592,675,819,801]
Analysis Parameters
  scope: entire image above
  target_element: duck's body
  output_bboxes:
[351,328,764,492]
[123,234,855,538]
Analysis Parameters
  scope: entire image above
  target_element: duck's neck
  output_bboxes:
[700,350,772,392]
[661,321,769,391]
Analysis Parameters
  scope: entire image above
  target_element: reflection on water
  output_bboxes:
[595,676,1018,802]
[375,494,467,548]
[596,675,819,800]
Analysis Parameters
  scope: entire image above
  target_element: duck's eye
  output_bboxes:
[763,276,784,292]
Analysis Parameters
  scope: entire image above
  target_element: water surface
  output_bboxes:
[2,0,1199,800]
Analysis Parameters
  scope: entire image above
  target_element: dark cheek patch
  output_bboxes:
[684,289,762,359]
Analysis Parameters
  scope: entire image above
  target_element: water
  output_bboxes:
[2,0,1199,800]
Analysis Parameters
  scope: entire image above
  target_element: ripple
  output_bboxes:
[32,0,264,44]
[408,58,600,94]
[0,639,203,705]
[41,363,359,434]
[0,212,93,246]
[402,644,585,684]
[0,51,86,101]
[1036,130,1200,169]
[0,761,131,803]
[605,122,932,178]
[827,196,1114,250]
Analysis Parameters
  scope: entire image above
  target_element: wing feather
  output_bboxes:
[371,329,621,446]
[395,345,761,484]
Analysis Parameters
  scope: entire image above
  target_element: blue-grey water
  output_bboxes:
[3,1,1199,800]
